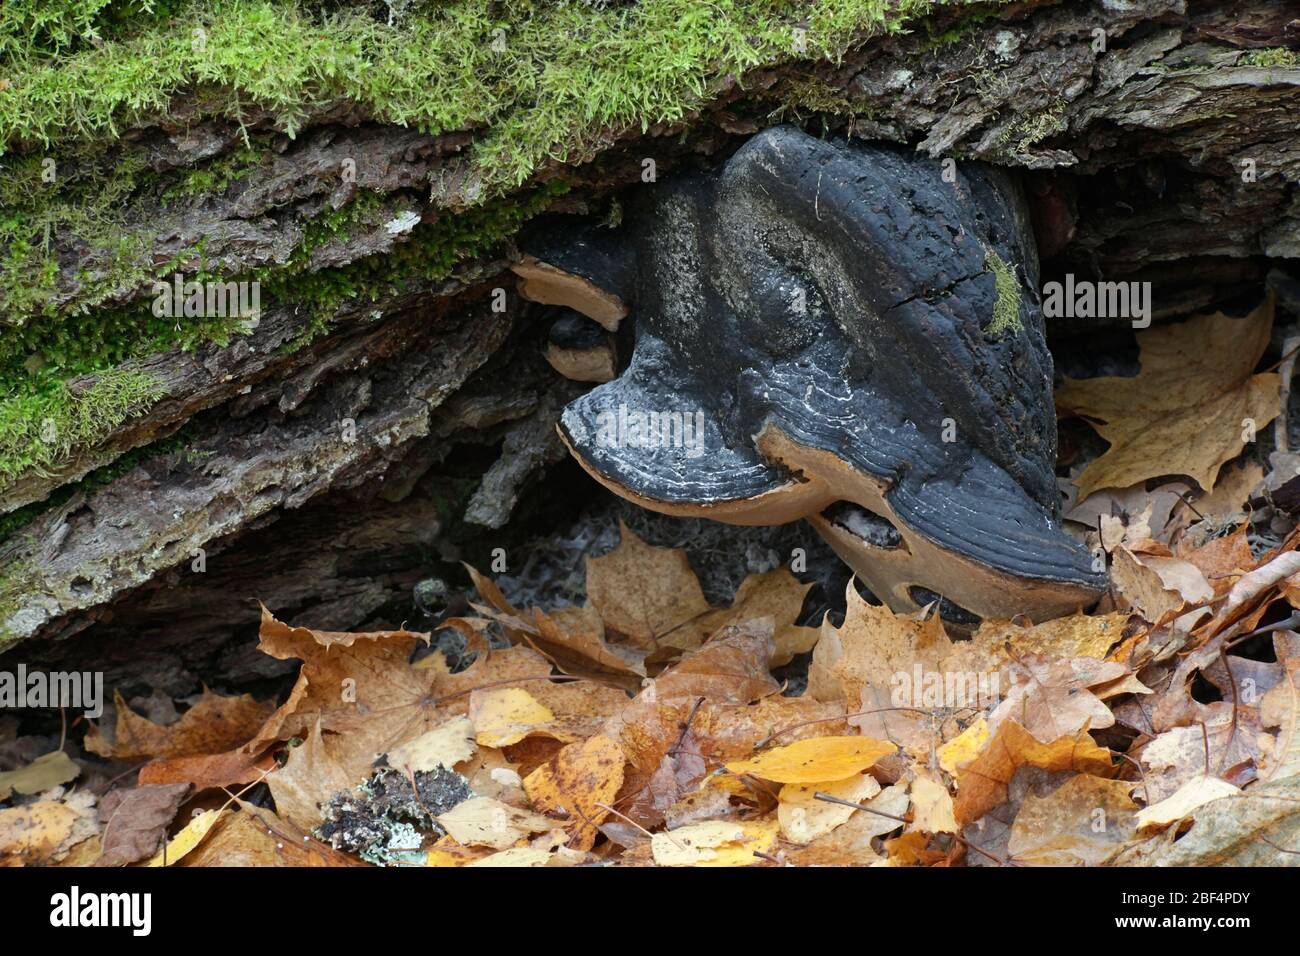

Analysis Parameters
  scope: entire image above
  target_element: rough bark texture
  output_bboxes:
[3,0,1299,685]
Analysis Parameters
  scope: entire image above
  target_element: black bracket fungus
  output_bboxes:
[520,125,1106,623]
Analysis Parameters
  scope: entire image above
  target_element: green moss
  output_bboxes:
[0,0,943,187]
[920,6,1000,48]
[983,244,1021,336]
[262,179,569,349]
[0,0,180,60]
[997,97,1067,153]
[0,556,35,648]
[160,143,265,204]
[0,364,164,483]
[1240,48,1298,68]
[0,178,562,484]
[779,77,860,116]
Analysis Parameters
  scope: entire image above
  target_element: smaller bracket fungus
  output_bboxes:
[511,220,636,331]
[530,126,1106,623]
[544,310,617,383]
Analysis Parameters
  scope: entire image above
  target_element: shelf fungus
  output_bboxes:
[534,126,1106,622]
[544,310,617,384]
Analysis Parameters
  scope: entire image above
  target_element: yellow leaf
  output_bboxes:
[469,688,556,747]
[1056,299,1280,498]
[778,772,881,842]
[0,750,79,800]
[726,736,896,784]
[909,775,958,834]
[0,794,98,867]
[142,809,226,867]
[436,797,558,850]
[466,846,556,867]
[523,734,625,852]
[651,819,779,867]
[1136,775,1239,830]
[938,718,989,775]
[386,716,476,773]
[424,836,493,867]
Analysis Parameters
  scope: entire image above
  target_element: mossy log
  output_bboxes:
[1,0,1298,682]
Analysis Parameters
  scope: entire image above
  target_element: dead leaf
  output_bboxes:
[0,791,98,867]
[778,772,881,843]
[87,688,274,761]
[726,736,895,784]
[96,783,191,867]
[436,796,558,850]
[883,830,946,866]
[1110,546,1213,623]
[141,808,227,867]
[585,520,713,651]
[523,734,625,851]
[973,613,1128,664]
[1225,550,1300,616]
[909,774,959,834]
[1007,775,1137,865]
[952,721,1113,824]
[1056,299,1280,498]
[138,748,273,791]
[1175,523,1253,594]
[647,619,781,704]
[470,687,566,747]
[694,569,819,666]
[245,605,438,755]
[650,819,778,866]
[784,783,908,865]
[1110,772,1300,865]
[265,718,368,830]
[179,802,359,867]
[386,716,477,772]
[0,750,79,800]
[986,654,1126,743]
[1135,775,1240,830]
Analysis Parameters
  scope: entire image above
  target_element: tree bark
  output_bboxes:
[2,0,1298,683]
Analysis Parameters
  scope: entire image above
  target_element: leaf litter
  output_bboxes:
[6,299,1300,867]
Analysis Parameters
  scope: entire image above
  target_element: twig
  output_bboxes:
[669,697,705,757]
[813,791,1010,866]
[1258,834,1300,855]
[757,705,933,749]
[595,802,684,851]
[1114,752,1151,807]
[1219,643,1241,774]
[1175,491,1205,521]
